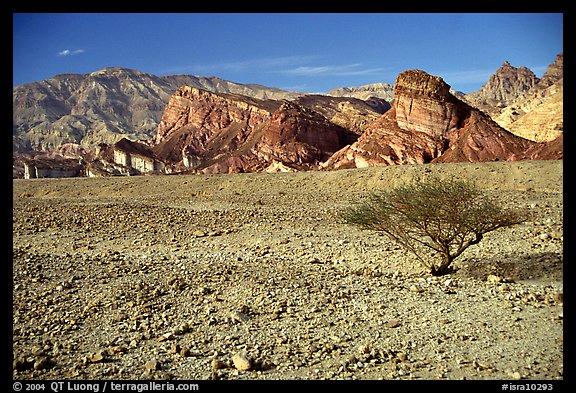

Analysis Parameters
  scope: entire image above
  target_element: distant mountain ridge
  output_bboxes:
[322,69,558,170]
[13,67,304,152]
[13,56,563,178]
[462,53,563,142]
[13,55,562,153]
[327,83,395,101]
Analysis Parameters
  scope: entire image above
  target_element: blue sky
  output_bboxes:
[13,13,563,93]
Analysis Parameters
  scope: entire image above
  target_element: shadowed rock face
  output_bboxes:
[151,86,366,173]
[255,101,350,165]
[323,69,561,170]
[152,86,279,165]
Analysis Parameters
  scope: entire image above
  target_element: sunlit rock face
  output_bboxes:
[322,69,561,170]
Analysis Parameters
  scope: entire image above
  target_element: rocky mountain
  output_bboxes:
[148,86,388,174]
[327,82,465,103]
[463,54,563,142]
[14,58,563,178]
[322,69,562,170]
[327,83,395,102]
[291,95,391,136]
[13,67,304,152]
[467,61,540,105]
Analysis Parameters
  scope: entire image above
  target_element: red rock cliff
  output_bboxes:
[323,70,560,170]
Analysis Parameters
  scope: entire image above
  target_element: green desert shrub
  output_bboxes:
[343,176,527,276]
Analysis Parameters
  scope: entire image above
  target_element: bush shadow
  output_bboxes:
[456,251,563,282]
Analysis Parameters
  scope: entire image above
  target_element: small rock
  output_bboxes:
[211,358,228,370]
[539,233,552,241]
[510,371,523,380]
[174,322,190,335]
[168,344,181,355]
[487,274,503,284]
[111,346,128,355]
[144,359,161,371]
[231,352,253,371]
[229,310,250,324]
[385,320,401,328]
[356,344,370,355]
[33,356,52,370]
[87,350,106,363]
[410,285,423,293]
[159,332,174,342]
[192,230,207,238]
[396,352,408,362]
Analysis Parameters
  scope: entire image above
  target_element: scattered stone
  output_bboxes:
[159,332,174,342]
[396,352,408,362]
[192,230,207,238]
[174,322,190,335]
[229,310,250,324]
[487,274,504,284]
[168,344,181,355]
[211,359,228,370]
[33,356,53,370]
[87,350,107,363]
[539,233,552,241]
[12,161,563,380]
[144,360,161,372]
[231,352,253,371]
[385,320,401,328]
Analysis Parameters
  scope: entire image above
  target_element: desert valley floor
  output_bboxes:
[12,160,563,381]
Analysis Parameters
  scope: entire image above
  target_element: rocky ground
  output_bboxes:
[12,160,563,381]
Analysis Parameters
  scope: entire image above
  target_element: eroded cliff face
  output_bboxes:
[14,62,561,178]
[463,54,563,142]
[323,69,560,170]
[255,101,348,165]
[12,67,304,153]
[151,86,367,173]
[468,61,539,105]
[393,70,462,138]
[152,86,278,165]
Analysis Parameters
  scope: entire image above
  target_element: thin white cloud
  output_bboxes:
[165,55,321,75]
[58,49,85,57]
[279,63,388,77]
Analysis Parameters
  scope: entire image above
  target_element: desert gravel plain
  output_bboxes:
[12,160,563,381]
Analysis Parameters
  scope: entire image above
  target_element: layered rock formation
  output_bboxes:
[150,86,383,174]
[327,82,395,102]
[152,86,280,166]
[464,54,563,142]
[292,94,390,136]
[13,67,304,152]
[13,59,562,178]
[323,69,561,170]
[467,61,539,106]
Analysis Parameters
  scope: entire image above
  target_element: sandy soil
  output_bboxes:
[12,160,563,381]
